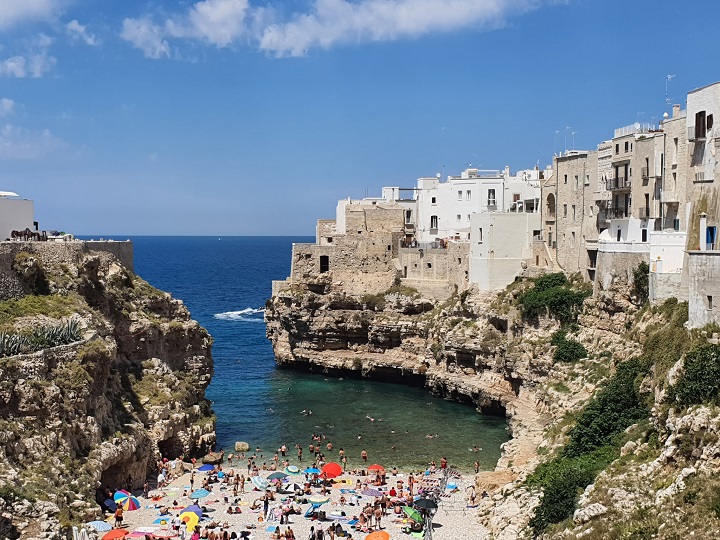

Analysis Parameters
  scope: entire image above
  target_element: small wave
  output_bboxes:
[214,308,265,322]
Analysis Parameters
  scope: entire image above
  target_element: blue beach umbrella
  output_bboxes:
[86,521,112,532]
[181,504,203,518]
[251,477,268,491]
[153,516,172,525]
[217,471,226,478]
[268,472,288,480]
[304,468,320,474]
[103,499,117,512]
[198,464,214,472]
[190,488,211,500]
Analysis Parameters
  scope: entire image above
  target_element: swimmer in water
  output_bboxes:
[366,415,374,422]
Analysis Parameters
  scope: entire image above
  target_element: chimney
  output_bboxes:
[700,212,708,251]
[673,104,681,118]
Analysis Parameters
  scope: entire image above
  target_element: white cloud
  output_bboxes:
[67,19,99,46]
[259,0,537,56]
[0,51,56,77]
[166,0,250,47]
[0,98,15,117]
[0,0,59,30]
[0,123,67,160]
[121,17,171,59]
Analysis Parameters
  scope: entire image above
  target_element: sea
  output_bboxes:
[94,236,509,473]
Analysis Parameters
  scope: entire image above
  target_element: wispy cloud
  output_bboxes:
[0,98,15,117]
[66,19,99,46]
[121,0,540,58]
[0,0,60,30]
[0,123,67,160]
[260,0,537,56]
[0,50,56,77]
[121,17,171,59]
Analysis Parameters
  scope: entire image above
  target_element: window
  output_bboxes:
[673,138,678,164]
[430,215,438,229]
[575,175,579,190]
[585,174,590,186]
[695,111,707,138]
[487,189,496,206]
[572,205,576,221]
[709,296,714,310]
[563,204,567,217]
[466,190,472,200]
[617,228,621,241]
[467,214,471,222]
[327,237,333,243]
[478,228,483,242]
[319,255,329,273]
[642,228,648,242]
[564,174,568,184]
[431,196,437,204]
[456,214,461,222]
[708,114,714,131]
[405,210,412,223]
[426,262,432,269]
[615,143,619,154]
[571,231,575,247]
[458,190,463,201]
[589,205,593,217]
[624,141,629,152]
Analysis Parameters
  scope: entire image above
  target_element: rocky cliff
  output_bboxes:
[0,243,214,539]
[267,267,720,538]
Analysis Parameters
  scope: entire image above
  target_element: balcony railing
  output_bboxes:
[637,207,657,219]
[606,176,631,190]
[609,207,630,219]
[688,125,706,141]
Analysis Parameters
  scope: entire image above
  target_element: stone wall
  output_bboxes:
[595,250,647,293]
[687,251,720,328]
[649,271,685,304]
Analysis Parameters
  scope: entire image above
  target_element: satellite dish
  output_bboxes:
[634,122,641,129]
[436,173,441,179]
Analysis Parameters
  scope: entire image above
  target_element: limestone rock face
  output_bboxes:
[0,243,215,537]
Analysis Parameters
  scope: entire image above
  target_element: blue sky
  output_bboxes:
[1,0,719,235]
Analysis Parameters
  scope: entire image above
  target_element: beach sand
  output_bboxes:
[101,465,486,540]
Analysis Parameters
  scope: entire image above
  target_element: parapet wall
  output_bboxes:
[0,240,134,301]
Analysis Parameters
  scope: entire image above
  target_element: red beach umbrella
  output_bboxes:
[365,532,390,540]
[321,462,342,479]
[367,464,385,472]
[102,530,129,540]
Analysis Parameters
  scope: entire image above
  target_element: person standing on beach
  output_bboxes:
[190,471,195,491]
[113,506,124,528]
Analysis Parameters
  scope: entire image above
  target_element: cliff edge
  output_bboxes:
[0,241,214,539]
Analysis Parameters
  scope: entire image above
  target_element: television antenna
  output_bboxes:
[665,74,675,114]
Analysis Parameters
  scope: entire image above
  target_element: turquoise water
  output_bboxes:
[121,236,509,473]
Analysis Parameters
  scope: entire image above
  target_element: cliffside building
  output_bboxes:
[0,191,35,240]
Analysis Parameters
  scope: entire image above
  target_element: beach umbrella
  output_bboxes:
[285,465,301,475]
[113,490,131,502]
[85,521,112,532]
[304,467,320,474]
[153,516,172,524]
[152,532,178,540]
[365,532,390,540]
[180,511,199,532]
[189,488,211,500]
[367,464,385,473]
[181,504,203,518]
[102,530,129,540]
[103,499,117,512]
[321,462,342,479]
[217,471,226,479]
[198,464,214,472]
[402,506,423,523]
[283,483,303,493]
[308,495,330,505]
[361,488,384,498]
[414,498,437,510]
[268,471,288,480]
[251,476,268,491]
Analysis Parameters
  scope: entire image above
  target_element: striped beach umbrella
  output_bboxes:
[251,476,268,491]
[113,490,141,511]
[189,488,211,500]
[85,520,112,532]
[285,465,301,475]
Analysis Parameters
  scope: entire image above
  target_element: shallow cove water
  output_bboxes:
[104,236,509,472]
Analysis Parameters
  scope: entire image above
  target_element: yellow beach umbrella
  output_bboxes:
[180,511,199,532]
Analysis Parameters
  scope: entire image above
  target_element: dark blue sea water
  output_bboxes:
[92,236,509,472]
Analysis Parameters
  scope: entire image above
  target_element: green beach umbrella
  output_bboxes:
[402,506,422,523]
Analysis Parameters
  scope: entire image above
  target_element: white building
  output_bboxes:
[415,166,541,243]
[469,211,542,291]
[0,191,35,240]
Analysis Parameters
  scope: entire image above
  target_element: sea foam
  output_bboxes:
[214,308,265,322]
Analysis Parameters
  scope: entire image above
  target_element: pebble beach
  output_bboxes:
[91,464,484,540]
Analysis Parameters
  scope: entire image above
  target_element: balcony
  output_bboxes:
[606,176,631,190]
[404,222,415,232]
[609,207,630,219]
[637,207,657,219]
[641,167,659,180]
[688,125,706,141]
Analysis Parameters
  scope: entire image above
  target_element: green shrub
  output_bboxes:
[554,338,588,363]
[632,261,650,304]
[550,329,566,346]
[519,274,590,324]
[528,357,650,533]
[361,293,386,311]
[670,344,720,407]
